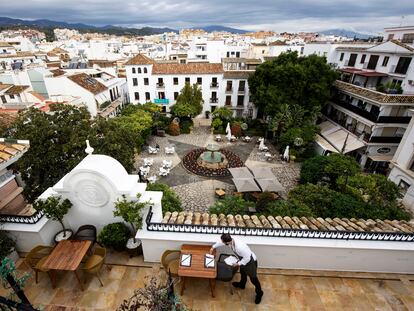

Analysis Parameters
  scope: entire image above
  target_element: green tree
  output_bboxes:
[113,194,149,243]
[208,195,248,215]
[170,83,203,118]
[249,52,338,118]
[146,183,183,214]
[112,110,153,147]
[263,199,315,217]
[300,155,330,184]
[324,153,361,189]
[211,107,233,120]
[33,196,72,235]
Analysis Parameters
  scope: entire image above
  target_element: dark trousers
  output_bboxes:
[239,259,262,294]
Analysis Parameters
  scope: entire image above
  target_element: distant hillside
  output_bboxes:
[193,25,249,34]
[319,29,374,40]
[0,16,177,36]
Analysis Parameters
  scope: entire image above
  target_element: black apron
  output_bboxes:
[239,255,258,278]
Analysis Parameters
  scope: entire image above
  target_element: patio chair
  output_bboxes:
[24,245,54,285]
[73,225,97,246]
[162,159,172,168]
[216,254,238,295]
[159,167,170,176]
[165,146,175,155]
[81,246,107,286]
[143,158,154,167]
[148,146,158,154]
[161,250,180,277]
[215,135,222,142]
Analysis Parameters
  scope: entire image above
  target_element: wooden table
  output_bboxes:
[42,240,92,290]
[178,244,217,297]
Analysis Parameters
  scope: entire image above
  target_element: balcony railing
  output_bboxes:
[333,101,378,123]
[377,116,411,123]
[210,82,219,88]
[0,210,44,224]
[335,80,414,104]
[369,136,402,144]
[225,87,233,92]
[210,98,218,103]
[154,98,169,105]
[238,87,245,93]
[225,102,232,106]
[156,82,165,88]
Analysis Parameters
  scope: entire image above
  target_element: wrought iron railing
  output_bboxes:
[145,207,414,242]
[0,211,44,224]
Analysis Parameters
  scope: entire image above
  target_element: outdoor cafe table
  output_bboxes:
[42,240,92,290]
[178,244,217,297]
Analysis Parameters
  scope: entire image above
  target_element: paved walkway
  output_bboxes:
[135,121,300,212]
[3,257,414,310]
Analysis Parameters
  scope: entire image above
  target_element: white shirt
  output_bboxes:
[212,238,257,266]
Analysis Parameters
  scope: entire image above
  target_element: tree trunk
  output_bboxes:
[59,221,66,237]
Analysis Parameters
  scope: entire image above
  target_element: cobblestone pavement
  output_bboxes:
[135,121,301,212]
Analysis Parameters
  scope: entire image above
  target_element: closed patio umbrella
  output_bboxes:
[249,167,275,179]
[255,178,284,193]
[226,122,232,141]
[228,167,254,179]
[232,178,261,192]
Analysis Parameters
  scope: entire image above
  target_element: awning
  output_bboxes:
[232,178,261,192]
[318,121,366,154]
[228,167,254,179]
[249,167,275,179]
[316,135,338,153]
[339,68,388,77]
[368,155,393,162]
[255,178,284,193]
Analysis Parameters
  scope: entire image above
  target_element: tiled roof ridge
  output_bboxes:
[390,39,414,52]
[152,62,224,74]
[125,53,155,65]
[161,211,414,234]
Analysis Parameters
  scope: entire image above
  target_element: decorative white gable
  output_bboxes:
[367,41,414,54]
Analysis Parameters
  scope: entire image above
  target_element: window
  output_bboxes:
[367,55,379,70]
[226,81,232,91]
[387,34,394,41]
[238,81,246,92]
[211,92,217,102]
[158,78,163,83]
[392,79,403,86]
[360,54,366,64]
[144,78,149,85]
[348,53,357,67]
[132,78,138,86]
[226,52,230,57]
[145,92,150,101]
[174,92,179,100]
[197,77,202,84]
[0,95,6,104]
[185,77,190,83]
[158,92,165,99]
[143,67,147,73]
[9,95,14,99]
[398,179,411,194]
[236,52,240,58]
[180,59,186,64]
[173,77,178,85]
[382,56,389,67]
[138,68,142,74]
[237,95,244,106]
[132,68,136,74]
[134,92,139,100]
[395,57,412,74]
[225,96,231,106]
[402,33,414,44]
[339,53,344,61]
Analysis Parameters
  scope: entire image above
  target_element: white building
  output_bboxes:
[388,109,414,209]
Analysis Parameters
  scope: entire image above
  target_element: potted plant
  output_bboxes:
[98,222,131,251]
[33,196,73,243]
[113,194,149,256]
[0,229,18,263]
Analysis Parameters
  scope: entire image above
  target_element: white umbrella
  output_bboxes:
[283,145,290,161]
[250,167,275,179]
[225,122,232,141]
[232,178,261,192]
[259,138,265,150]
[228,167,254,179]
[255,178,284,193]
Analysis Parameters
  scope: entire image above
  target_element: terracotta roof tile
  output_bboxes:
[223,71,254,79]
[48,47,69,54]
[390,40,414,52]
[0,139,29,163]
[0,42,12,47]
[0,83,12,91]
[152,63,223,75]
[67,73,107,95]
[161,211,414,234]
[50,69,65,77]
[4,85,30,95]
[0,51,35,58]
[125,54,155,65]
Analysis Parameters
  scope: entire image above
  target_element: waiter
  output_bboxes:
[210,233,263,304]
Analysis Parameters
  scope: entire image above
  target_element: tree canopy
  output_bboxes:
[170,83,203,118]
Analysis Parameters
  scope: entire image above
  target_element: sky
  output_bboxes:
[2,0,414,34]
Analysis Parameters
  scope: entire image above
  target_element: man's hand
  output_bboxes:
[232,262,240,267]
[209,247,214,254]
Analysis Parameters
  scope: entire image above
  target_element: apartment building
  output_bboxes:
[318,39,414,173]
[388,109,414,209]
[125,53,257,117]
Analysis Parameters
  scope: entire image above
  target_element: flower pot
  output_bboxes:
[54,229,73,243]
[8,249,19,263]
[126,238,142,258]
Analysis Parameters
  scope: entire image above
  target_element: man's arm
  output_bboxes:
[235,243,251,266]
[209,241,225,254]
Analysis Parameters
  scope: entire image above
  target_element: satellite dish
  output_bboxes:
[294,137,304,146]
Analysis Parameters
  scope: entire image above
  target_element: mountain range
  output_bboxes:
[319,29,375,39]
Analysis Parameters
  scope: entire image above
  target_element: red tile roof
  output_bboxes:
[68,73,107,95]
[152,63,224,75]
[125,54,155,65]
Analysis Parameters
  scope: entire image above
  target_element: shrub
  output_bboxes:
[263,199,315,217]
[180,119,193,134]
[0,230,15,260]
[255,192,275,213]
[208,195,248,215]
[300,155,329,184]
[211,118,223,130]
[167,122,180,136]
[153,115,170,131]
[230,122,242,137]
[98,222,131,251]
[146,183,183,213]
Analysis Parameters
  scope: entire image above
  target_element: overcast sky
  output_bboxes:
[2,0,414,34]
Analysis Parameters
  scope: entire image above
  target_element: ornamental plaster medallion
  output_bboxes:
[74,180,110,207]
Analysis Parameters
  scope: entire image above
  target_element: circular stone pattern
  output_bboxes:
[182,148,243,177]
[74,180,110,207]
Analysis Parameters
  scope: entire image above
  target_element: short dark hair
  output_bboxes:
[221,233,232,243]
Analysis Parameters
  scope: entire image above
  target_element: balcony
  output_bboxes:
[369,136,402,144]
[210,98,218,103]
[225,102,232,106]
[377,116,411,123]
[156,82,165,88]
[334,80,414,105]
[154,98,169,105]
[225,87,233,92]
[210,82,219,88]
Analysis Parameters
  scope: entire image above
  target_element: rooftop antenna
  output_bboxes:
[399,16,405,27]
[85,140,94,155]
